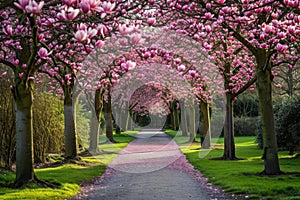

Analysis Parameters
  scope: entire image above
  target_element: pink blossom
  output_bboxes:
[131,35,140,45]
[1,72,7,77]
[275,43,288,53]
[95,40,104,48]
[79,1,91,14]
[87,27,97,38]
[125,61,136,70]
[288,26,296,34]
[174,58,181,65]
[96,1,115,18]
[177,64,186,72]
[22,64,27,69]
[189,70,196,77]
[13,59,19,66]
[118,24,133,34]
[19,72,24,79]
[3,25,13,36]
[147,18,156,26]
[38,47,52,59]
[62,0,78,7]
[97,24,108,37]
[89,0,100,9]
[58,7,80,21]
[217,0,226,4]
[74,30,88,42]
[25,0,44,14]
[14,0,29,11]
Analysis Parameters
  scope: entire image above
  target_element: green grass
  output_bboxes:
[0,131,138,200]
[166,129,300,199]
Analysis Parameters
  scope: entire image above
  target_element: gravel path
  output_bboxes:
[71,129,231,200]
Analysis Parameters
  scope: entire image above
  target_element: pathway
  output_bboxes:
[72,129,231,200]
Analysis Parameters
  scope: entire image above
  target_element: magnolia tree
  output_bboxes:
[0,0,155,186]
[77,28,224,152]
[160,0,300,174]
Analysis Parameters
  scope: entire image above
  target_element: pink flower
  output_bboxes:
[13,59,19,66]
[275,43,288,53]
[288,26,296,34]
[58,7,80,21]
[19,72,24,79]
[3,25,13,35]
[25,0,44,14]
[127,61,136,70]
[74,30,88,42]
[147,18,156,26]
[131,35,140,45]
[174,58,181,65]
[14,0,29,11]
[89,0,100,9]
[118,24,133,34]
[38,47,52,59]
[62,0,78,7]
[1,72,7,77]
[95,40,104,48]
[204,12,213,19]
[177,65,186,72]
[189,70,197,77]
[217,0,225,4]
[79,1,91,14]
[96,1,115,18]
[97,24,108,37]
[87,27,97,38]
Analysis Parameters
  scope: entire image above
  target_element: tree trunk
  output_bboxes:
[222,93,236,159]
[170,107,176,130]
[200,101,211,149]
[103,93,114,142]
[63,86,78,159]
[180,101,188,136]
[188,106,196,142]
[256,50,281,174]
[127,110,132,130]
[174,105,180,131]
[14,82,35,187]
[89,111,100,153]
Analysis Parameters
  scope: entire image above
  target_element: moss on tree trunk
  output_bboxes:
[256,50,281,174]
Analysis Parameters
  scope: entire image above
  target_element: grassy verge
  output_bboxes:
[165,129,300,199]
[0,131,137,200]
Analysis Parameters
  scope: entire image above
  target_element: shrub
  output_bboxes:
[234,95,259,117]
[234,117,259,136]
[256,96,300,154]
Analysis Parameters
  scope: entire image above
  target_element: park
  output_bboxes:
[0,0,300,199]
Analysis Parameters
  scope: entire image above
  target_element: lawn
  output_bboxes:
[166,129,300,199]
[0,131,137,200]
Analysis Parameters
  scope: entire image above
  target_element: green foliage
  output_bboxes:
[234,95,259,117]
[166,131,300,199]
[33,93,64,163]
[75,103,90,147]
[234,117,259,136]
[256,96,300,154]
[0,78,16,169]
[0,132,136,199]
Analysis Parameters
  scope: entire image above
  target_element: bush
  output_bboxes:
[256,96,300,154]
[0,78,16,169]
[33,93,64,163]
[234,117,259,136]
[234,95,259,117]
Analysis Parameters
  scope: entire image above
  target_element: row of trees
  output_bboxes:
[1,0,300,187]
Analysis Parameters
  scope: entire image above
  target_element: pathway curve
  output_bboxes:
[72,129,231,200]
